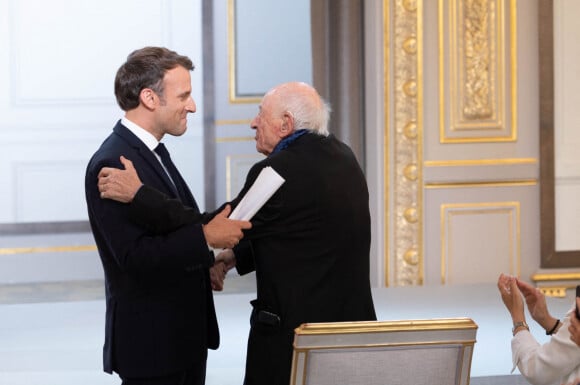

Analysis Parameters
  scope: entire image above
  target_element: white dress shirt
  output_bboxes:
[121,117,158,152]
[121,117,176,187]
[512,305,580,385]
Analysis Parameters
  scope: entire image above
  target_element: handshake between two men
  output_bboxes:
[97,155,251,292]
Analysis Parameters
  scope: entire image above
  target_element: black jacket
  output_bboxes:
[85,121,218,377]
[129,132,376,385]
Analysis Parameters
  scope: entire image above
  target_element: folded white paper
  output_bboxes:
[229,166,285,221]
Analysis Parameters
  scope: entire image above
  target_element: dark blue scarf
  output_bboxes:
[271,129,308,155]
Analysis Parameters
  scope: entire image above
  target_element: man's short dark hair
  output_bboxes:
[114,46,194,111]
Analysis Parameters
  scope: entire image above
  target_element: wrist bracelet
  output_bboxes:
[512,321,529,336]
[546,319,560,335]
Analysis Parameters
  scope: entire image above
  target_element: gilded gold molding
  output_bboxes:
[440,202,520,284]
[532,272,580,298]
[462,0,495,121]
[425,180,537,189]
[424,158,537,167]
[0,245,97,255]
[227,0,261,104]
[403,121,418,139]
[392,0,423,286]
[439,0,517,143]
[383,0,391,287]
[383,0,392,287]
[291,317,476,385]
[216,136,255,143]
[531,272,580,282]
[538,287,569,298]
[215,119,252,126]
[293,341,474,351]
[403,248,419,266]
[294,318,478,335]
[214,118,254,143]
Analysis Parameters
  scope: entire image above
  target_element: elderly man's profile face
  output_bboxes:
[250,94,284,156]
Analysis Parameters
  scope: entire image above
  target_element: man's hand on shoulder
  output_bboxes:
[203,205,252,249]
[98,156,143,203]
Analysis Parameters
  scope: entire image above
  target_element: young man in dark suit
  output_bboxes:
[85,46,251,385]
[97,81,377,385]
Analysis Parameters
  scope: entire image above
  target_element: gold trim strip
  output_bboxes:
[383,0,390,287]
[227,0,236,102]
[417,0,425,286]
[510,0,518,140]
[227,0,262,104]
[532,272,580,281]
[425,180,537,189]
[216,136,254,143]
[438,0,445,146]
[293,340,475,350]
[0,245,97,255]
[294,318,478,335]
[538,287,569,298]
[215,119,252,126]
[425,158,537,167]
[439,135,516,143]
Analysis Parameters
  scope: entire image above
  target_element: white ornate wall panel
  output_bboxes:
[424,184,539,286]
[0,0,545,290]
[0,0,205,223]
[440,201,519,285]
[224,154,264,201]
[0,233,101,284]
[438,0,517,143]
[424,0,535,160]
[554,0,580,251]
[555,183,580,251]
[363,0,541,286]
[229,0,311,100]
[10,0,171,107]
[423,159,537,184]
[14,161,88,222]
[209,0,311,207]
[424,0,538,286]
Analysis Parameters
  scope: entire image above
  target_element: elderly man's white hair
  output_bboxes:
[266,82,331,136]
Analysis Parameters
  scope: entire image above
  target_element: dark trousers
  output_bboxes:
[243,325,294,385]
[120,359,207,385]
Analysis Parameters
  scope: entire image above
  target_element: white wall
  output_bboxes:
[0,0,205,223]
[554,0,580,251]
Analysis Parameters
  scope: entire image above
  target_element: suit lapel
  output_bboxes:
[172,170,196,209]
[113,123,178,198]
[113,122,199,211]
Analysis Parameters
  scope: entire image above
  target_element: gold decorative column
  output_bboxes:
[393,0,423,285]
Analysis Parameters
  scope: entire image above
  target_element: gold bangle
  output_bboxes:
[512,321,529,336]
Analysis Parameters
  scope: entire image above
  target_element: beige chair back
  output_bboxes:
[290,318,478,385]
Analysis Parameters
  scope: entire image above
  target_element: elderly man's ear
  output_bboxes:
[281,112,295,135]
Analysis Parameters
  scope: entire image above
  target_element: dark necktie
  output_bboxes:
[154,143,187,202]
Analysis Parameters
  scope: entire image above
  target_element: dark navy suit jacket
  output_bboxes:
[85,121,218,378]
